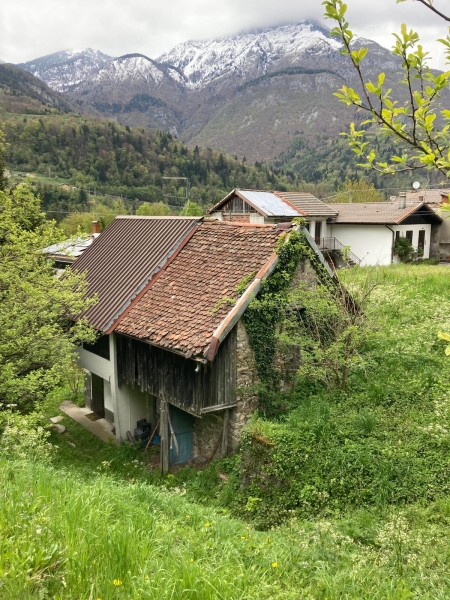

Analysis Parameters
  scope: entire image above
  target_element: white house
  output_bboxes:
[208,188,338,240]
[326,200,442,266]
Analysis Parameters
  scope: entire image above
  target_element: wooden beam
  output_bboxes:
[160,399,169,476]
[222,409,229,457]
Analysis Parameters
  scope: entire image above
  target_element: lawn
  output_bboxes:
[2,263,450,599]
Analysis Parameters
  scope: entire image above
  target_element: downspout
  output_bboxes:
[385,224,395,263]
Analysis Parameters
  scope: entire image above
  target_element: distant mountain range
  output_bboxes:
[11,22,444,163]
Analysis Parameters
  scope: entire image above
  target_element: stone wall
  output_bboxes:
[192,320,259,459]
[229,320,259,451]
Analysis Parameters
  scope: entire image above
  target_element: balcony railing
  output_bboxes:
[318,237,361,266]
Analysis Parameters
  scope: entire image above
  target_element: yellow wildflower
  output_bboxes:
[204,522,210,527]
[145,575,149,580]
[113,579,123,586]
[190,558,194,563]
[272,562,278,568]
[241,536,246,539]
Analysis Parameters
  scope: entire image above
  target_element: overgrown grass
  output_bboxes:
[3,264,450,597]
[3,457,450,599]
[211,264,450,527]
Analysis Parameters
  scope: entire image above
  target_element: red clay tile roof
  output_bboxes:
[115,220,284,358]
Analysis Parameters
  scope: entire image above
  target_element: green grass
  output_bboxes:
[3,456,450,599]
[2,263,450,598]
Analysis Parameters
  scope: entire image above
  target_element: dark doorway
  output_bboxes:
[418,230,426,253]
[315,221,322,244]
[91,374,105,418]
[169,405,194,465]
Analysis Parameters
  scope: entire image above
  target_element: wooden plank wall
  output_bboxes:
[116,327,237,415]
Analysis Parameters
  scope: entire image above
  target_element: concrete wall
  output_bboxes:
[329,224,393,266]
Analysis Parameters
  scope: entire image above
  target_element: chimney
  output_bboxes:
[399,192,406,210]
[419,194,424,201]
[92,220,101,234]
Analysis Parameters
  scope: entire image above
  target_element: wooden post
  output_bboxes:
[222,409,229,457]
[160,399,169,476]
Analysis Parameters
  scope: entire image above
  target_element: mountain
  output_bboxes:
[0,63,94,116]
[17,49,112,92]
[15,22,439,165]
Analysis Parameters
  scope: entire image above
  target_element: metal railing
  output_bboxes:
[318,237,361,266]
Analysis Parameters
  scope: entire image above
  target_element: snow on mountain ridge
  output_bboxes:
[157,21,343,89]
[17,49,112,92]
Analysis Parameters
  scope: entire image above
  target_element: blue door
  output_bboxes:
[169,405,194,465]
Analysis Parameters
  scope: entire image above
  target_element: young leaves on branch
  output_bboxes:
[323,0,450,177]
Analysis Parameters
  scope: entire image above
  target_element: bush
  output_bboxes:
[394,237,414,262]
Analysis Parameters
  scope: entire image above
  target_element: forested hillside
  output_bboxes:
[4,115,295,210]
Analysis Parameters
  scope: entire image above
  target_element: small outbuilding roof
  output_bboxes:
[72,216,201,332]
[327,202,443,225]
[115,220,285,358]
[44,233,100,262]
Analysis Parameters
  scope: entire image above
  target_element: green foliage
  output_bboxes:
[3,116,295,212]
[335,178,385,203]
[180,200,204,216]
[323,0,450,177]
[243,230,330,416]
[224,264,450,527]
[0,126,7,192]
[394,236,414,262]
[0,405,53,460]
[136,201,173,216]
[0,181,96,412]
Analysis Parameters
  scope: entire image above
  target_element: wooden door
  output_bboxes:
[169,405,194,465]
[91,374,105,418]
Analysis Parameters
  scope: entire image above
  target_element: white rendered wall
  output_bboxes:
[391,224,431,260]
[329,224,393,266]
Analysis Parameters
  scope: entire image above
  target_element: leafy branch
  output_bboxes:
[323,0,450,177]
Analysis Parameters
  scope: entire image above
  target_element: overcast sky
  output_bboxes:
[0,0,447,69]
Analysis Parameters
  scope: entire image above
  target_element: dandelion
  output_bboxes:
[272,562,278,568]
[204,522,210,527]
[190,558,194,563]
[241,536,246,539]
[185,515,190,519]
[113,579,122,586]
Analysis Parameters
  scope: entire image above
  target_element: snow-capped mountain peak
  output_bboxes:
[157,21,343,89]
[17,48,112,92]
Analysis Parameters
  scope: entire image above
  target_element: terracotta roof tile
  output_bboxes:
[116,221,283,357]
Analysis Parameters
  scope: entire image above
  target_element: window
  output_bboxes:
[405,231,413,243]
[83,335,110,360]
[395,231,400,241]
[314,221,322,242]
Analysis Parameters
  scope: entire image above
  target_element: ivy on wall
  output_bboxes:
[243,229,331,417]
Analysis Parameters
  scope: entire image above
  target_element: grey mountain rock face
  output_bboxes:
[14,23,423,162]
[17,49,112,93]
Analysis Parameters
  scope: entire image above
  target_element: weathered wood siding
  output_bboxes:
[116,328,237,416]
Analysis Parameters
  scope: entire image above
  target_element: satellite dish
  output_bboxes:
[412,181,421,190]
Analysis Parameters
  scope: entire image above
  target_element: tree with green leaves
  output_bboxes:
[334,178,385,203]
[323,0,450,178]
[180,200,204,216]
[0,127,7,192]
[0,181,96,412]
[136,201,172,216]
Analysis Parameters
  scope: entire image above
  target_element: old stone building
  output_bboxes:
[72,214,332,470]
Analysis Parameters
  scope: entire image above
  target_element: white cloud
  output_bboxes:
[0,0,447,69]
